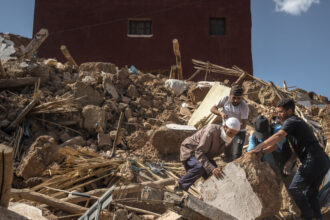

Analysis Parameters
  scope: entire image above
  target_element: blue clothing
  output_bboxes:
[247,124,286,152]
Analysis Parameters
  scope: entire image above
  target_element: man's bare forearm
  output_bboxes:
[210,106,221,116]
[253,130,287,153]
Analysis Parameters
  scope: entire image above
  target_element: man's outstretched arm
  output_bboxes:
[250,130,287,153]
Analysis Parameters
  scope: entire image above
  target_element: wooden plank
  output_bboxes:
[23,29,49,58]
[10,189,87,214]
[0,144,13,208]
[188,83,230,127]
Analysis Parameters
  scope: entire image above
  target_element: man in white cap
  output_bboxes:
[175,117,240,191]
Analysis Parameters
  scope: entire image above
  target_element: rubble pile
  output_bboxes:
[0,33,329,219]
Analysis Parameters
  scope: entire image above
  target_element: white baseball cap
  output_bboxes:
[225,117,241,131]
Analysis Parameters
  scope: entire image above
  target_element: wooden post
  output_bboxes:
[23,28,49,58]
[109,111,124,157]
[0,60,6,78]
[172,39,183,80]
[0,144,13,208]
[60,45,78,66]
[283,80,288,91]
[205,61,210,81]
[169,65,177,79]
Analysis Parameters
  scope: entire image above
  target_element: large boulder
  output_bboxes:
[201,153,281,220]
[150,126,195,155]
[16,136,60,180]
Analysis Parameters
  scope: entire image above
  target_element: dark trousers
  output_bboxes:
[225,130,246,161]
[288,152,330,220]
[178,157,217,191]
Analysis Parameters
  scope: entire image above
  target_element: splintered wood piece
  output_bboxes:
[23,28,49,58]
[60,45,78,66]
[109,112,124,157]
[0,144,13,208]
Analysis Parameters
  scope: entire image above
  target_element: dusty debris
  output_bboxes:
[16,136,60,180]
[81,105,106,133]
[79,62,117,74]
[187,83,211,103]
[70,81,103,106]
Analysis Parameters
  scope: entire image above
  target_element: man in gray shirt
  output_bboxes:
[210,85,249,161]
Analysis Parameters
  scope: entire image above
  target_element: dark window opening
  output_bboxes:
[129,20,152,35]
[210,18,225,35]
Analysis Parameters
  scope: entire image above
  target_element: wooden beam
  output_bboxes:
[172,39,183,80]
[109,111,124,157]
[0,77,47,89]
[60,45,78,66]
[23,29,49,58]
[0,144,13,208]
[10,189,87,214]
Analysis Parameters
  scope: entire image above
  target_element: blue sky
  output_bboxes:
[0,0,329,98]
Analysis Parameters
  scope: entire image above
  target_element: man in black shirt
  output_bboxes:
[250,98,329,220]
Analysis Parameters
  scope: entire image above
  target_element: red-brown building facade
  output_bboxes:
[34,0,253,81]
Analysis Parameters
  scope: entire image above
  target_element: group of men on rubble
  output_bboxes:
[174,85,330,220]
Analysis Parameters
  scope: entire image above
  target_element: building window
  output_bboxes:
[128,20,152,36]
[210,18,225,35]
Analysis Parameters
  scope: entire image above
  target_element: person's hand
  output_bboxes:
[220,112,228,120]
[283,160,294,175]
[212,167,225,180]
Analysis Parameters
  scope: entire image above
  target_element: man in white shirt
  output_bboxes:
[210,85,249,161]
